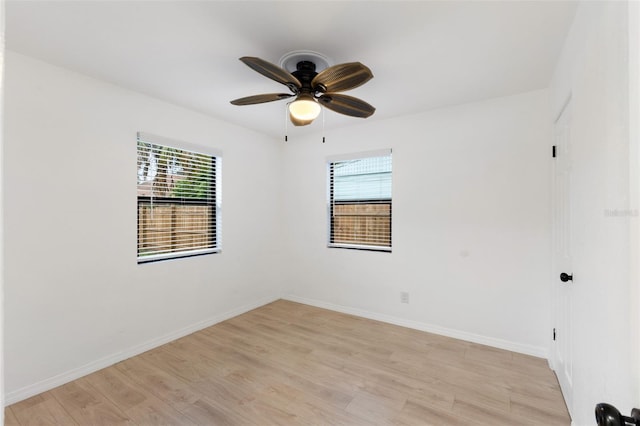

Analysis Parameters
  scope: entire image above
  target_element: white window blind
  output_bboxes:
[328,150,392,251]
[137,133,221,263]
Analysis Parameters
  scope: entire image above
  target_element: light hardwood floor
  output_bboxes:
[5,300,570,425]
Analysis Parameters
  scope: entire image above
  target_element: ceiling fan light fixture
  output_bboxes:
[289,94,321,122]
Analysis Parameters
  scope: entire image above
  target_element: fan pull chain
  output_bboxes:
[322,107,326,143]
[284,103,289,142]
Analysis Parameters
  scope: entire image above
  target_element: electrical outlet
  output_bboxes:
[400,291,409,304]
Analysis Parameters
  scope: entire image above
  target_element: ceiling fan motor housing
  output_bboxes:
[292,61,322,96]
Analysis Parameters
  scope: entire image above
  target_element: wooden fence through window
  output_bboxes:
[138,204,212,256]
[332,202,391,246]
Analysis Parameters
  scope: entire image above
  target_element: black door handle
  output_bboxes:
[595,403,640,426]
[560,272,573,282]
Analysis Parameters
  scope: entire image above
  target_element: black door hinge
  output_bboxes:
[553,328,556,341]
[552,145,557,158]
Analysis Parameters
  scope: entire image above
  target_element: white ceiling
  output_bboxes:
[6,0,578,139]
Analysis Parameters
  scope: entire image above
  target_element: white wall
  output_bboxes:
[550,1,639,424]
[0,0,5,422]
[631,0,640,412]
[282,89,552,357]
[3,51,284,403]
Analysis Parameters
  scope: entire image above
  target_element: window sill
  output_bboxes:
[327,243,392,253]
[137,248,221,264]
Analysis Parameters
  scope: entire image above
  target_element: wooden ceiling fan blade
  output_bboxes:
[239,57,301,91]
[230,93,293,105]
[318,93,375,118]
[311,62,373,93]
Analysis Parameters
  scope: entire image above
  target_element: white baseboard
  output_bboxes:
[5,295,280,406]
[284,294,548,359]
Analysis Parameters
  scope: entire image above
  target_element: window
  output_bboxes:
[328,149,392,251]
[137,132,221,263]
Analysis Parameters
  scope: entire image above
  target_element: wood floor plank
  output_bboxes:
[510,390,571,425]
[345,389,407,424]
[281,393,368,426]
[179,397,253,426]
[114,355,201,412]
[83,367,148,411]
[49,379,135,425]
[4,406,21,426]
[452,397,519,426]
[123,399,198,426]
[8,392,78,426]
[392,399,475,426]
[84,365,197,426]
[6,299,570,425]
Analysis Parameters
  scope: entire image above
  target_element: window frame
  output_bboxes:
[327,149,393,252]
[137,132,222,264]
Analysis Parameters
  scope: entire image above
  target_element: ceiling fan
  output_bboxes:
[230,56,375,126]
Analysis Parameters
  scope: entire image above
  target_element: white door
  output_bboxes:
[552,98,573,417]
